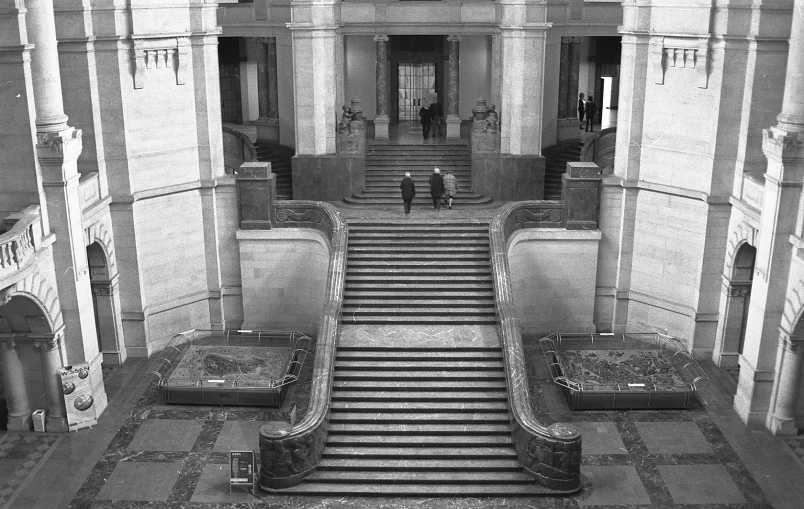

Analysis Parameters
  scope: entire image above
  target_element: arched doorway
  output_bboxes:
[0,294,61,431]
[87,243,124,365]
[718,243,756,370]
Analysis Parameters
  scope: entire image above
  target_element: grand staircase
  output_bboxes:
[544,142,583,200]
[341,220,496,325]
[343,144,492,206]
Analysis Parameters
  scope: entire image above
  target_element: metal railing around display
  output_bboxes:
[539,332,709,410]
[147,329,312,406]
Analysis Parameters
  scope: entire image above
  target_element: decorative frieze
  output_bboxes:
[652,36,709,89]
[132,36,191,89]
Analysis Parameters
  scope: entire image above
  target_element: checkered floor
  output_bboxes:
[0,433,60,508]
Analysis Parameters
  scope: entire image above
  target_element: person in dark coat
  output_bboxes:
[578,93,585,130]
[419,102,432,140]
[428,167,445,211]
[400,171,416,216]
[585,96,598,132]
[429,101,443,138]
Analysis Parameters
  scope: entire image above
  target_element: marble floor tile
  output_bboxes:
[636,421,714,455]
[212,420,267,453]
[95,461,182,502]
[657,464,746,505]
[573,422,628,456]
[579,465,652,506]
[126,419,204,452]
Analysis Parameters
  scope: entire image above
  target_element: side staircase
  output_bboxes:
[544,142,583,200]
[254,142,293,200]
[344,144,491,206]
[341,220,496,325]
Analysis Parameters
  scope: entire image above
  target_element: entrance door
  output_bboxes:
[397,63,436,120]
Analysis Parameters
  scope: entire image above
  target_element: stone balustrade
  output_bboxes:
[258,200,347,490]
[489,200,584,491]
[580,127,617,174]
[0,206,43,286]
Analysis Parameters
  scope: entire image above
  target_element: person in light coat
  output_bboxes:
[443,171,458,209]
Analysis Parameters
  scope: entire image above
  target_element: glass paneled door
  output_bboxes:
[397,63,436,120]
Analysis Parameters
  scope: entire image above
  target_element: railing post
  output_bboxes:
[562,162,602,230]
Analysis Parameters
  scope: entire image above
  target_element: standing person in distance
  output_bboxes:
[585,96,598,132]
[429,100,443,139]
[443,171,457,209]
[429,167,445,211]
[400,172,416,216]
[419,101,432,140]
[578,93,586,130]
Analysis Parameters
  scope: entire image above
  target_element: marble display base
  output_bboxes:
[446,115,462,139]
[256,117,279,144]
[292,154,365,201]
[374,115,389,139]
[472,153,545,200]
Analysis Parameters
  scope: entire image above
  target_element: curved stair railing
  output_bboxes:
[222,126,257,174]
[580,126,616,174]
[258,201,348,490]
[489,201,583,492]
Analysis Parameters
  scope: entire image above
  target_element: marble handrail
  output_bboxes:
[489,201,582,492]
[258,200,347,490]
[580,126,617,174]
[0,206,42,285]
[223,126,257,174]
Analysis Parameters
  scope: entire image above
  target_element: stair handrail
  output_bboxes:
[580,126,616,174]
[222,126,257,174]
[258,200,348,490]
[489,201,582,492]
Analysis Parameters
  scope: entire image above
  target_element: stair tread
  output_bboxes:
[333,371,505,380]
[335,360,503,369]
[331,390,506,400]
[317,458,521,469]
[328,423,511,434]
[326,434,513,446]
[281,482,555,495]
[329,412,510,423]
[322,446,516,457]
[329,401,508,411]
[332,380,506,390]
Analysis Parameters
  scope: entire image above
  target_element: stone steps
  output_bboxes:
[254,143,293,200]
[544,142,583,200]
[275,345,542,496]
[346,143,492,206]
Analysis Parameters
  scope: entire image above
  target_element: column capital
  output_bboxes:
[373,34,389,43]
[447,35,462,42]
[0,334,19,351]
[762,127,804,166]
[36,127,84,163]
[30,333,60,351]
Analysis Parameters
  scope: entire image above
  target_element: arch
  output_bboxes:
[723,222,758,278]
[85,219,117,275]
[4,271,63,334]
[782,277,804,336]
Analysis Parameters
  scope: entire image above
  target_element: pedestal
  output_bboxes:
[374,115,389,140]
[446,115,462,139]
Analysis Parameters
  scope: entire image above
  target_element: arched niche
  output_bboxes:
[718,243,756,369]
[86,242,124,365]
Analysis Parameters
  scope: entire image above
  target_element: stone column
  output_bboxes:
[558,38,570,118]
[374,35,390,140]
[736,0,804,428]
[289,7,338,156]
[32,334,68,432]
[26,0,108,417]
[769,333,804,435]
[256,37,280,144]
[567,37,581,119]
[446,35,462,139]
[0,337,32,431]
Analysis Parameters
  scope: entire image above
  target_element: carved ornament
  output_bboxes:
[762,127,804,161]
[780,332,804,355]
[275,208,322,224]
[515,208,563,224]
[132,36,191,89]
[653,36,709,89]
[36,128,83,156]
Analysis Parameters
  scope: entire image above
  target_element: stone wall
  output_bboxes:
[508,229,601,336]
[236,229,330,335]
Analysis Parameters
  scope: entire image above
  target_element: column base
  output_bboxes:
[769,414,799,436]
[374,116,390,139]
[446,115,462,139]
[7,412,32,431]
[256,117,280,144]
[46,415,69,433]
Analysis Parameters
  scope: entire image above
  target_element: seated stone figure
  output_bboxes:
[483,104,499,133]
[338,105,355,134]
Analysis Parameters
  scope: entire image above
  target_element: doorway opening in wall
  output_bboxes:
[397,63,436,120]
[721,244,756,388]
[219,37,244,124]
